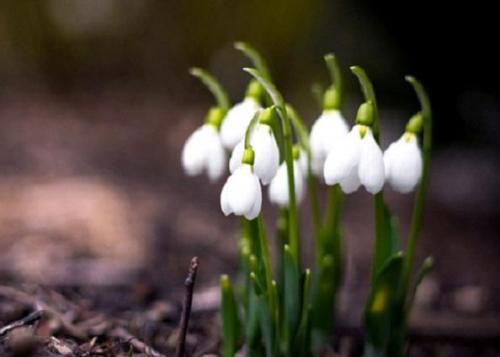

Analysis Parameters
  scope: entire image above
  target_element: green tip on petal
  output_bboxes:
[242,148,255,165]
[356,101,375,126]
[205,106,226,130]
[259,106,276,126]
[245,79,264,102]
[405,112,424,134]
[323,87,340,110]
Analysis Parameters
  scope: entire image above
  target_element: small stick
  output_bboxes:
[110,326,166,357]
[0,310,44,337]
[175,257,199,357]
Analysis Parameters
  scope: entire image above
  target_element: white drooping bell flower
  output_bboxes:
[324,124,385,194]
[220,81,263,150]
[229,120,280,185]
[310,109,349,176]
[181,108,226,181]
[220,149,262,220]
[384,132,423,193]
[268,152,305,208]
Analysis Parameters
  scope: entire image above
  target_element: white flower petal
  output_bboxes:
[220,164,262,218]
[268,161,305,207]
[339,167,361,193]
[181,125,208,176]
[229,141,245,173]
[323,127,361,185]
[310,110,349,177]
[220,179,232,216]
[252,124,280,185]
[204,125,227,181]
[182,124,226,180]
[220,98,261,150]
[245,178,262,220]
[384,135,422,193]
[383,141,398,179]
[358,128,385,194]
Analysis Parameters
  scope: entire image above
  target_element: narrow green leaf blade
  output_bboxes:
[363,252,405,349]
[220,275,241,357]
[406,257,434,313]
[283,244,301,351]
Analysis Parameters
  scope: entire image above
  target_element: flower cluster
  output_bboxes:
[180,45,433,357]
[182,88,423,219]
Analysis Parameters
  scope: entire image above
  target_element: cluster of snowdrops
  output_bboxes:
[180,43,433,357]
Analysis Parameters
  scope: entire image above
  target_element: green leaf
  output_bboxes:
[406,257,434,313]
[363,252,405,350]
[311,255,335,339]
[383,203,400,256]
[295,269,312,356]
[372,199,399,284]
[189,67,230,111]
[245,286,262,355]
[283,244,301,352]
[258,294,276,357]
[234,42,272,80]
[220,275,242,357]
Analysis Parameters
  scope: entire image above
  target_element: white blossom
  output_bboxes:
[268,160,305,207]
[229,124,279,185]
[310,109,349,176]
[220,164,262,220]
[384,133,422,193]
[220,98,262,150]
[324,125,385,194]
[181,124,226,181]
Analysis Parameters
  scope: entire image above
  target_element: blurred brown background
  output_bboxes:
[0,0,498,318]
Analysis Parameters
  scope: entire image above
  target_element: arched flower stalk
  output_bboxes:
[181,68,230,181]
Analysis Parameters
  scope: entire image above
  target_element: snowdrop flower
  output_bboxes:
[269,150,305,207]
[310,109,349,176]
[324,122,385,194]
[181,108,226,182]
[220,81,263,150]
[220,149,262,220]
[384,132,423,194]
[229,109,280,185]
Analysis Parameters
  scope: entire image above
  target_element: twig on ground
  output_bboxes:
[175,257,199,357]
[110,326,166,357]
[0,285,87,340]
[0,310,44,337]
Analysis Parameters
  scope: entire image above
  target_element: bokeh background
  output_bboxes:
[0,0,498,320]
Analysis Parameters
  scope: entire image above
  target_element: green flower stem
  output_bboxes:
[286,105,321,240]
[324,54,343,109]
[244,111,262,149]
[350,66,388,283]
[235,42,272,81]
[244,68,300,265]
[399,76,433,303]
[189,67,230,112]
[322,54,345,286]
[323,185,343,285]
